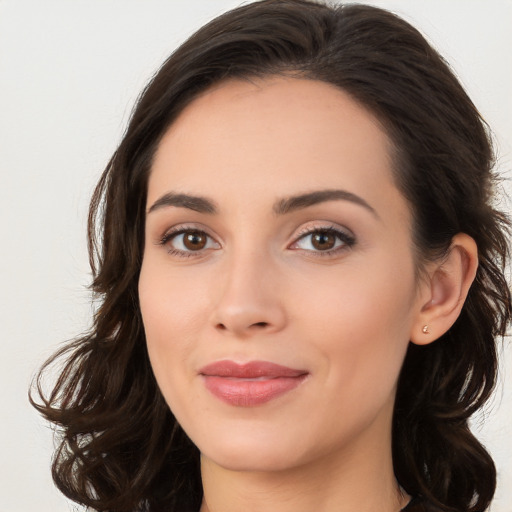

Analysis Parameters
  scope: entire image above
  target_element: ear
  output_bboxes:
[410,233,478,345]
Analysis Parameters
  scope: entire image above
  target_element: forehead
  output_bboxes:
[148,77,403,219]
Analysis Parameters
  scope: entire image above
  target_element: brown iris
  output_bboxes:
[183,231,207,250]
[311,231,336,250]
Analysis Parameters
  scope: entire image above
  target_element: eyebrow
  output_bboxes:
[273,189,378,218]
[147,192,217,214]
[147,188,378,218]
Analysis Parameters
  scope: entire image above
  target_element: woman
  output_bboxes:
[31,1,511,511]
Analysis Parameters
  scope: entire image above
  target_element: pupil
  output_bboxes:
[184,231,206,250]
[312,232,335,250]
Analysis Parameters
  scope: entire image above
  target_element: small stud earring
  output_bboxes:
[422,325,430,334]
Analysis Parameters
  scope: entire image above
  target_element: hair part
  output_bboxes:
[31,1,511,511]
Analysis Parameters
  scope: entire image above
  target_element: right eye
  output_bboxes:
[160,228,220,257]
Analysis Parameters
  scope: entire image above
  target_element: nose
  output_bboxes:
[210,250,287,338]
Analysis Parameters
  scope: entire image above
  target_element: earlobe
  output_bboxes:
[410,233,478,345]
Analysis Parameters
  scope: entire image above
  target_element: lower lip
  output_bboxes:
[202,375,307,406]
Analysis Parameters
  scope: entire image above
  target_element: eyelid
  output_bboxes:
[154,221,355,258]
[293,222,354,239]
[156,223,221,256]
[288,223,356,255]
[157,222,217,242]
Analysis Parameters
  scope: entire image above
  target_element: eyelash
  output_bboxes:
[291,225,356,257]
[158,225,218,258]
[157,224,356,258]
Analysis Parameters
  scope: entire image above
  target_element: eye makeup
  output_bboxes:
[155,221,356,260]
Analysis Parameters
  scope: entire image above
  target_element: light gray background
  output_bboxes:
[1,1,510,511]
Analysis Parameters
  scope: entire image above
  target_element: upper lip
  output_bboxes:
[199,360,308,379]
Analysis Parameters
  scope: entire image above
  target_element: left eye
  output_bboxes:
[292,228,354,252]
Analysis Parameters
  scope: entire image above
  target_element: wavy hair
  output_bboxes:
[31,1,511,511]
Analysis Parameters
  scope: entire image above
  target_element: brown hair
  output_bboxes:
[31,1,511,511]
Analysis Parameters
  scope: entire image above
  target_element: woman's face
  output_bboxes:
[139,77,427,472]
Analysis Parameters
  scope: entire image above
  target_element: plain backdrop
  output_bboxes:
[1,1,510,511]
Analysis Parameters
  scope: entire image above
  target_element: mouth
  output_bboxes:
[199,360,309,407]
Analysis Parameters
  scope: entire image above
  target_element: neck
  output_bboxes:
[199,406,408,512]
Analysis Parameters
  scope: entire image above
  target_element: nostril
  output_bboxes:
[251,322,269,328]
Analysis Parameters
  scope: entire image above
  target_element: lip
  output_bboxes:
[199,360,308,407]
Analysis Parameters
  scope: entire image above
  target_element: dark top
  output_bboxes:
[402,496,443,512]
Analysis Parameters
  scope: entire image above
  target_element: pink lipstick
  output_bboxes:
[199,360,308,406]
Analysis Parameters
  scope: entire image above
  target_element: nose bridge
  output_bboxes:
[212,243,286,336]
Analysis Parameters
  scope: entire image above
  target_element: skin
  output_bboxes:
[138,77,478,512]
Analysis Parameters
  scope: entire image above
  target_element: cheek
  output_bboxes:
[139,259,211,339]
[138,264,209,398]
[296,255,417,400]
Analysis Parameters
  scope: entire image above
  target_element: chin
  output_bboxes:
[202,447,300,473]
[197,428,309,473]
